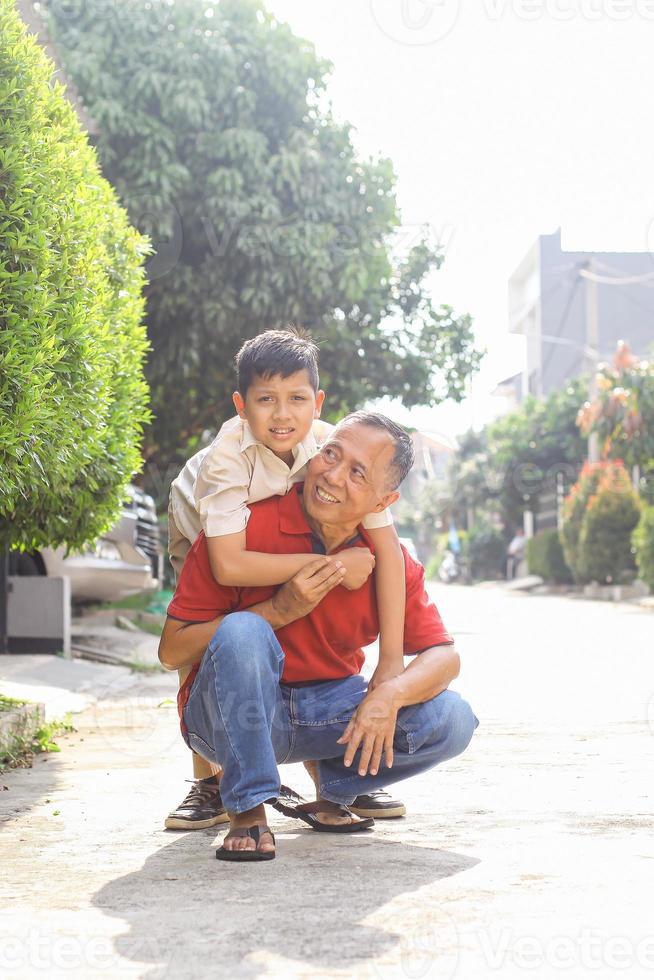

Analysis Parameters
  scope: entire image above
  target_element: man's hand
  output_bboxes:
[337,682,399,776]
[337,547,375,591]
[270,557,346,627]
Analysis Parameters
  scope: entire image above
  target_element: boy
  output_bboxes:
[164,328,408,829]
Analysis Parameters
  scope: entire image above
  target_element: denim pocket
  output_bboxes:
[289,676,368,727]
[394,690,458,754]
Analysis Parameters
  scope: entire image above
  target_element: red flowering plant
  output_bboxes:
[578,463,642,584]
[577,342,654,489]
[561,461,608,582]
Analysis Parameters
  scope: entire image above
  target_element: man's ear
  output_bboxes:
[232,390,246,419]
[373,489,400,512]
[314,389,326,417]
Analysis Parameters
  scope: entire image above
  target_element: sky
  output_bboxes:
[265,0,654,441]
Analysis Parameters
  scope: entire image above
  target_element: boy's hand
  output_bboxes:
[368,657,405,692]
[337,547,375,590]
[270,557,345,625]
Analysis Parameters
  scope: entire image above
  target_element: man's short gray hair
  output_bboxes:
[339,411,414,490]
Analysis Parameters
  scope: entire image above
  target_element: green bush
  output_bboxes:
[467,523,505,580]
[632,505,654,591]
[577,464,641,584]
[561,462,605,582]
[527,530,573,583]
[0,1,150,551]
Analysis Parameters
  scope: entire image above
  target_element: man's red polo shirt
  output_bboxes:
[169,484,453,727]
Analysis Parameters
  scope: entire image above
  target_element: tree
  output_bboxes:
[46,0,483,490]
[449,379,588,532]
[0,0,150,552]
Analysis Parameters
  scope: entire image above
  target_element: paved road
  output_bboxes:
[1,584,653,979]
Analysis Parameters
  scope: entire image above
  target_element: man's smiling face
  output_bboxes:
[304,420,401,528]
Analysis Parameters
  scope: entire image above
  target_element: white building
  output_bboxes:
[509,227,654,401]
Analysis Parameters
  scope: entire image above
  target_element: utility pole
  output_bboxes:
[584,257,600,464]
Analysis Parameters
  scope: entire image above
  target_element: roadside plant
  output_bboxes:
[561,462,606,582]
[526,530,572,584]
[562,461,641,585]
[0,0,150,551]
[577,342,654,496]
[632,505,654,592]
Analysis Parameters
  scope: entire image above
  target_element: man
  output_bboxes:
[159,412,478,861]
[506,527,526,580]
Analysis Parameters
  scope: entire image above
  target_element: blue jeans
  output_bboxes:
[183,611,479,814]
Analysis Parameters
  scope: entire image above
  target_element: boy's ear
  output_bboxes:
[314,389,326,417]
[232,391,246,418]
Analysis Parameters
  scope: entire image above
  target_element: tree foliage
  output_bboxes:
[46,0,483,485]
[0,0,150,550]
[449,379,588,531]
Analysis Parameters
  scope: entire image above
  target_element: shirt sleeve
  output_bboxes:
[193,433,254,538]
[167,533,238,622]
[311,418,334,445]
[403,553,453,654]
[361,508,394,530]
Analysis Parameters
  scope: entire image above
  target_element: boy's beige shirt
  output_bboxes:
[170,415,391,547]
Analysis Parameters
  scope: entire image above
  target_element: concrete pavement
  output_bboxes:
[1,584,653,979]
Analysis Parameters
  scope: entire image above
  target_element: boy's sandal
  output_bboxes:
[273,795,374,834]
[215,825,276,862]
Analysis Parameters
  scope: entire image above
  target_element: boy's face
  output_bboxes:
[232,370,325,458]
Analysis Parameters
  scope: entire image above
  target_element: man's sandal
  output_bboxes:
[215,825,276,862]
[273,794,374,833]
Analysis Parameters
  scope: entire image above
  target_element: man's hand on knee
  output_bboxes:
[337,684,399,777]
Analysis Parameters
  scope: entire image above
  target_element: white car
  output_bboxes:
[9,486,163,603]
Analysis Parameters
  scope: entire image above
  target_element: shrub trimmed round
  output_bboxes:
[0,0,150,551]
[526,530,572,584]
[577,463,641,585]
[633,506,654,592]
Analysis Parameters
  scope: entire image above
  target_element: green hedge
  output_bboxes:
[561,463,603,582]
[632,505,654,591]
[0,0,151,550]
[527,530,573,584]
[577,463,641,584]
[467,523,505,580]
[562,462,642,584]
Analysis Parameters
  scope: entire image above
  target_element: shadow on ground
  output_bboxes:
[93,828,479,978]
[0,742,67,828]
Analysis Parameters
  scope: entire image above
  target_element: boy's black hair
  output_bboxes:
[235,326,320,396]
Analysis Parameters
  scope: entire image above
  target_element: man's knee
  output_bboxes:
[440,692,478,758]
[211,612,279,668]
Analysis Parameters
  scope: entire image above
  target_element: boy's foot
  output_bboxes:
[216,804,275,860]
[350,789,406,819]
[164,775,230,830]
[302,762,406,819]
